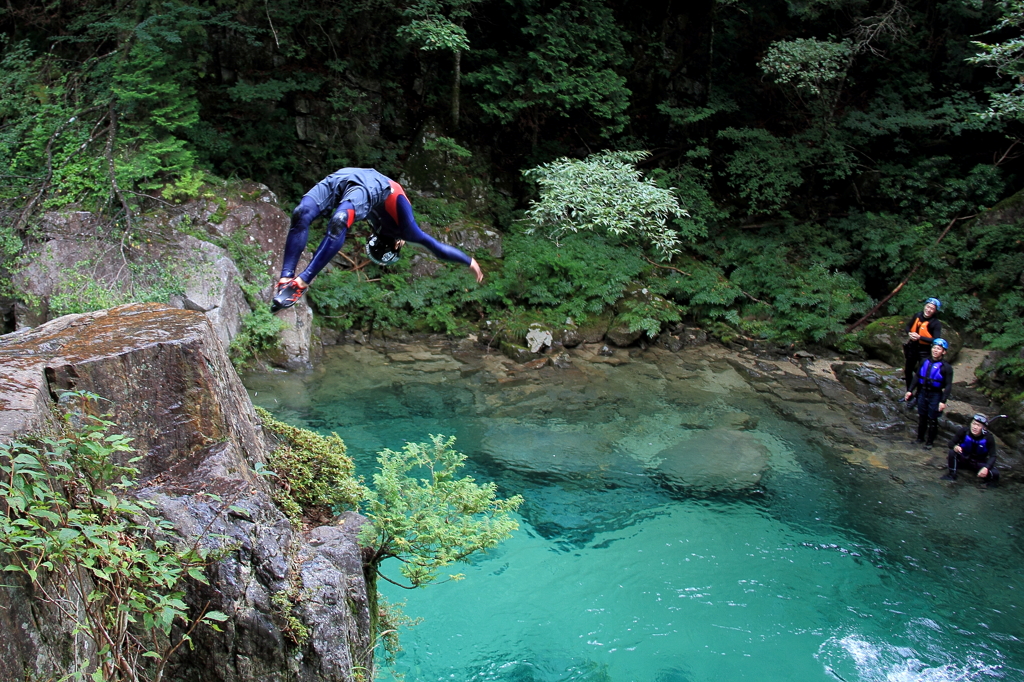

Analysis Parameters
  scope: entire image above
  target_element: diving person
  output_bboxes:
[902,298,943,394]
[272,167,484,311]
[904,338,953,450]
[942,414,999,485]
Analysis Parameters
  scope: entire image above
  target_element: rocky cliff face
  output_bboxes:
[0,303,370,681]
[8,181,316,369]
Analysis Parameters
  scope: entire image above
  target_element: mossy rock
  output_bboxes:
[499,338,536,362]
[605,316,642,347]
[577,311,612,344]
[861,315,961,366]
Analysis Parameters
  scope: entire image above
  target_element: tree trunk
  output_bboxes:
[452,48,462,129]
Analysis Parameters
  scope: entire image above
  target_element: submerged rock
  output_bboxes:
[479,421,616,475]
[654,429,770,491]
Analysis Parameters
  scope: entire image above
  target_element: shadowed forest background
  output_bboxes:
[1,0,1023,400]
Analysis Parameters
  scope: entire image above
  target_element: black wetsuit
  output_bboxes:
[907,357,952,446]
[947,426,999,483]
[902,312,942,390]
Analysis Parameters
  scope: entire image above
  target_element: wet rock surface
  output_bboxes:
[270,330,1020,491]
[0,304,369,682]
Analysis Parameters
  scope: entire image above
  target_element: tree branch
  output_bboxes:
[12,106,104,234]
[845,213,965,333]
[644,256,691,276]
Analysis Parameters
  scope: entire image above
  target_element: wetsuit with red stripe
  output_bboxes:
[280,168,472,284]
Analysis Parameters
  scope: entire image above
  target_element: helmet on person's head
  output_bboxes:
[365,233,401,266]
[972,414,988,426]
[932,338,949,349]
[925,297,941,310]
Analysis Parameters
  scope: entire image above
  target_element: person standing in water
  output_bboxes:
[902,298,943,394]
[272,167,484,311]
[904,338,953,450]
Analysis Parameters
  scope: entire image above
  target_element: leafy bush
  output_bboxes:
[229,308,286,369]
[50,259,185,316]
[522,150,690,257]
[717,128,814,213]
[359,434,522,590]
[489,229,646,322]
[255,406,365,521]
[310,258,485,334]
[760,37,853,97]
[0,392,228,681]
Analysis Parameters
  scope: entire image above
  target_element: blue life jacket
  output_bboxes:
[917,360,945,389]
[959,432,990,459]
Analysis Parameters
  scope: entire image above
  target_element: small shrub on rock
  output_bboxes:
[255,406,365,521]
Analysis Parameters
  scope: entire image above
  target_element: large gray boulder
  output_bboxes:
[0,304,370,681]
[861,315,961,366]
[169,234,251,350]
[14,205,253,351]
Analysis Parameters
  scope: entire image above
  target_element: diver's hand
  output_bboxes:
[469,258,484,283]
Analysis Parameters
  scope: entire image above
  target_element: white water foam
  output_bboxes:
[818,633,1006,682]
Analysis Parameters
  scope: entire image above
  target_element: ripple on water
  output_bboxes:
[244,344,1024,682]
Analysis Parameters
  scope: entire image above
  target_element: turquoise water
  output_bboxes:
[245,345,1024,682]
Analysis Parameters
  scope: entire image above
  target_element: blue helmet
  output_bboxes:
[932,338,949,350]
[925,297,942,310]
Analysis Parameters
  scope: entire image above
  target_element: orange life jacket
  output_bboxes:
[910,316,935,346]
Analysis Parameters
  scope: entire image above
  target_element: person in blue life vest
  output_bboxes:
[902,298,943,398]
[942,414,999,485]
[904,338,953,449]
[271,168,484,311]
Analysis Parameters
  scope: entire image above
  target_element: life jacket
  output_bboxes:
[959,432,990,460]
[910,316,935,346]
[917,360,945,389]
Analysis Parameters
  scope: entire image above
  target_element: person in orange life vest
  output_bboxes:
[941,414,999,485]
[904,338,953,449]
[902,298,942,393]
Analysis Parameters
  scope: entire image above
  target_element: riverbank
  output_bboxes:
[247,331,1020,490]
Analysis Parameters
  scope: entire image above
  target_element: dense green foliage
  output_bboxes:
[252,415,523,667]
[523,151,691,256]
[0,393,228,682]
[359,434,523,590]
[255,405,366,520]
[2,0,1024,392]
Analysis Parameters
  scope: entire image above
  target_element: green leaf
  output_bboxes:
[187,567,209,584]
[203,610,230,622]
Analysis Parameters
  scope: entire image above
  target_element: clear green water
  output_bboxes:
[245,345,1024,682]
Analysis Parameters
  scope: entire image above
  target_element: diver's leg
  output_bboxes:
[297,202,355,285]
[281,196,322,280]
[394,194,472,265]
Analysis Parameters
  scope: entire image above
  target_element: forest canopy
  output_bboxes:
[1,0,1023,387]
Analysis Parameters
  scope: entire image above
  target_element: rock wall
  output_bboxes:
[0,303,369,681]
[9,180,316,369]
